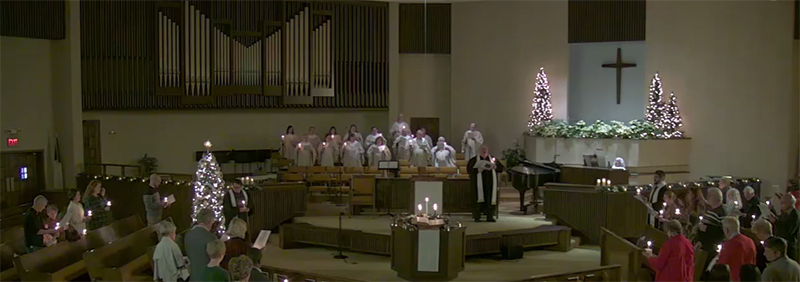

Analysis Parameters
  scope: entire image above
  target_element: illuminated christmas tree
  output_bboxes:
[528,67,554,129]
[662,92,683,138]
[192,141,226,230]
[645,73,665,131]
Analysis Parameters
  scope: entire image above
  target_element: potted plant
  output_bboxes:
[501,141,526,169]
[137,154,158,176]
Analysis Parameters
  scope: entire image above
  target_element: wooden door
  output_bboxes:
[83,120,102,174]
[410,118,439,142]
[0,151,45,208]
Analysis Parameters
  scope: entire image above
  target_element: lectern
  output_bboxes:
[391,223,465,281]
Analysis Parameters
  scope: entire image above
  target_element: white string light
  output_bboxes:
[191,141,227,231]
[528,67,553,129]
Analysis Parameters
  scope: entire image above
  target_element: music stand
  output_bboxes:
[378,161,400,216]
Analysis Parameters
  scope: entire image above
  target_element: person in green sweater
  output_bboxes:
[198,239,230,282]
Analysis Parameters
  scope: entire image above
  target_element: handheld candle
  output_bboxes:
[752,214,756,220]
[281,135,285,140]
[107,201,112,207]
[82,229,87,235]
[675,208,681,215]
[734,200,739,206]
[647,241,652,248]
[55,222,60,230]
[87,210,93,217]
[717,244,722,252]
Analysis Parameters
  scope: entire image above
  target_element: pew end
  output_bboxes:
[103,252,152,282]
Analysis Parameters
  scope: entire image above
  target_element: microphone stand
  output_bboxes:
[333,212,349,260]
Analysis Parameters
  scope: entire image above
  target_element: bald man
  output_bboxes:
[468,145,504,222]
[389,114,409,141]
[461,123,484,161]
[143,174,170,225]
[769,193,800,260]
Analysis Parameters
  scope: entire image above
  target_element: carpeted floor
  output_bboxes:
[293,214,552,235]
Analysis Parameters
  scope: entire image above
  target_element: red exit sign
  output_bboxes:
[7,138,18,147]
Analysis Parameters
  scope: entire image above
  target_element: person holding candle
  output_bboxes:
[468,145,505,222]
[223,179,254,227]
[767,193,800,261]
[318,134,339,167]
[341,133,365,167]
[221,218,252,270]
[409,130,432,167]
[392,129,413,161]
[389,114,409,143]
[366,135,392,167]
[364,127,381,150]
[348,124,364,145]
[281,125,298,162]
[635,170,669,229]
[659,190,686,222]
[697,188,728,272]
[294,138,317,167]
[725,188,743,215]
[460,123,484,162]
[643,220,694,282]
[24,195,58,253]
[143,174,171,226]
[734,186,762,229]
[431,137,457,168]
[60,189,87,237]
[84,180,111,230]
[718,216,757,281]
[327,126,343,149]
[752,219,775,271]
[305,126,321,149]
[42,205,60,247]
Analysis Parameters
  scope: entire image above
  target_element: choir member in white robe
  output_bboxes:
[409,130,432,167]
[341,134,364,167]
[327,126,343,149]
[348,124,364,145]
[393,129,413,161]
[431,137,457,168]
[295,141,317,166]
[366,136,392,166]
[461,123,484,161]
[318,135,338,167]
[364,127,381,149]
[305,126,321,149]
[281,125,299,161]
[389,114,409,141]
[468,145,504,222]
[420,128,433,147]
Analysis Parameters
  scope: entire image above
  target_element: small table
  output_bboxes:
[391,225,465,281]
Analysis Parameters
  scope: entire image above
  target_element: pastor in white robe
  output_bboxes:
[432,144,457,168]
[393,134,413,161]
[341,141,364,167]
[367,144,392,166]
[295,141,317,166]
[317,142,337,167]
[462,130,484,161]
[409,137,432,167]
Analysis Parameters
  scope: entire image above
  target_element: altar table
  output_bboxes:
[376,177,475,214]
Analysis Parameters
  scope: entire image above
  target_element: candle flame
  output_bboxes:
[425,197,429,202]
[433,203,438,211]
[83,229,87,235]
[107,201,111,206]
[418,204,423,211]
[647,241,652,247]
[204,140,212,148]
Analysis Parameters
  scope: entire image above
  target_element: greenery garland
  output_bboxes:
[526,119,667,140]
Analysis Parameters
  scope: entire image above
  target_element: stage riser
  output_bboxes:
[280,223,571,256]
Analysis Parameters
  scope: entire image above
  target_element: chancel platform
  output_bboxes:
[279,215,571,256]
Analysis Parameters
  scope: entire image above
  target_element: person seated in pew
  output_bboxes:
[154,221,190,282]
[767,193,800,261]
[221,218,251,270]
[697,188,728,271]
[739,264,761,282]
[642,220,694,282]
[42,205,59,247]
[228,255,253,282]
[24,195,58,253]
[186,209,220,281]
[245,248,268,282]
[752,219,775,271]
[144,174,172,226]
[409,130,432,167]
[199,239,230,282]
[718,216,757,282]
[635,170,669,229]
[708,264,732,281]
[341,133,365,167]
[84,179,112,230]
[431,137,457,168]
[761,237,800,282]
[318,135,338,167]
[366,135,391,167]
[60,189,87,236]
[223,180,254,226]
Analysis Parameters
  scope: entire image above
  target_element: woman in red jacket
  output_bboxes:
[644,219,695,282]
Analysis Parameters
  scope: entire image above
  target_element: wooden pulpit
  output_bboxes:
[391,225,465,281]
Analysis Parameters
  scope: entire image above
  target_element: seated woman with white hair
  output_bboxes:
[222,218,252,270]
[153,221,189,282]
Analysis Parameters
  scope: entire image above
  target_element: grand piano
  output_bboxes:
[507,160,560,214]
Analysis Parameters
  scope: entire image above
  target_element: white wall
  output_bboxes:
[568,42,647,123]
[647,1,797,195]
[451,1,569,154]
[399,54,452,140]
[82,110,388,174]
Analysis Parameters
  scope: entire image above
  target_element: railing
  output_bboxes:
[84,163,141,177]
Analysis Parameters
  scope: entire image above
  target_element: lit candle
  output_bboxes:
[106,200,112,207]
[637,188,641,195]
[675,208,681,215]
[297,143,302,149]
[241,200,246,206]
[491,157,496,163]
[717,244,722,252]
[659,209,664,216]
[163,197,168,203]
[601,178,606,186]
[87,210,93,217]
[82,229,87,235]
[734,200,739,206]
[204,141,212,148]
[752,214,756,220]
[647,241,652,249]
[281,135,285,140]
[418,204,423,214]
[55,222,60,230]
[760,241,764,245]
[766,200,771,206]
[607,180,612,186]
[597,179,602,186]
[425,197,429,215]
[433,203,438,214]
[699,216,704,222]
[322,142,327,147]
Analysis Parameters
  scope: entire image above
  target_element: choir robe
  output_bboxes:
[390,121,409,140]
[775,208,800,261]
[364,133,381,150]
[393,135,412,161]
[306,134,321,149]
[468,155,504,220]
[431,145,457,168]
[461,130,484,161]
[649,234,694,282]
[281,134,299,161]
[295,142,317,166]
[341,141,364,167]
[366,144,392,166]
[317,142,338,167]
[348,132,364,145]
[409,138,432,167]
[718,233,757,281]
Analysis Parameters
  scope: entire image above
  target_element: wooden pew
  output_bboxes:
[84,219,170,281]
[12,215,145,282]
[1,243,19,281]
[512,264,622,281]
[0,203,31,231]
[600,227,646,281]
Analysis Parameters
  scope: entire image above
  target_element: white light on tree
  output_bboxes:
[192,141,226,230]
[528,67,554,129]
[645,73,665,132]
[661,91,684,138]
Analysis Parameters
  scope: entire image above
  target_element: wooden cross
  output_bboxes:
[602,48,637,104]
